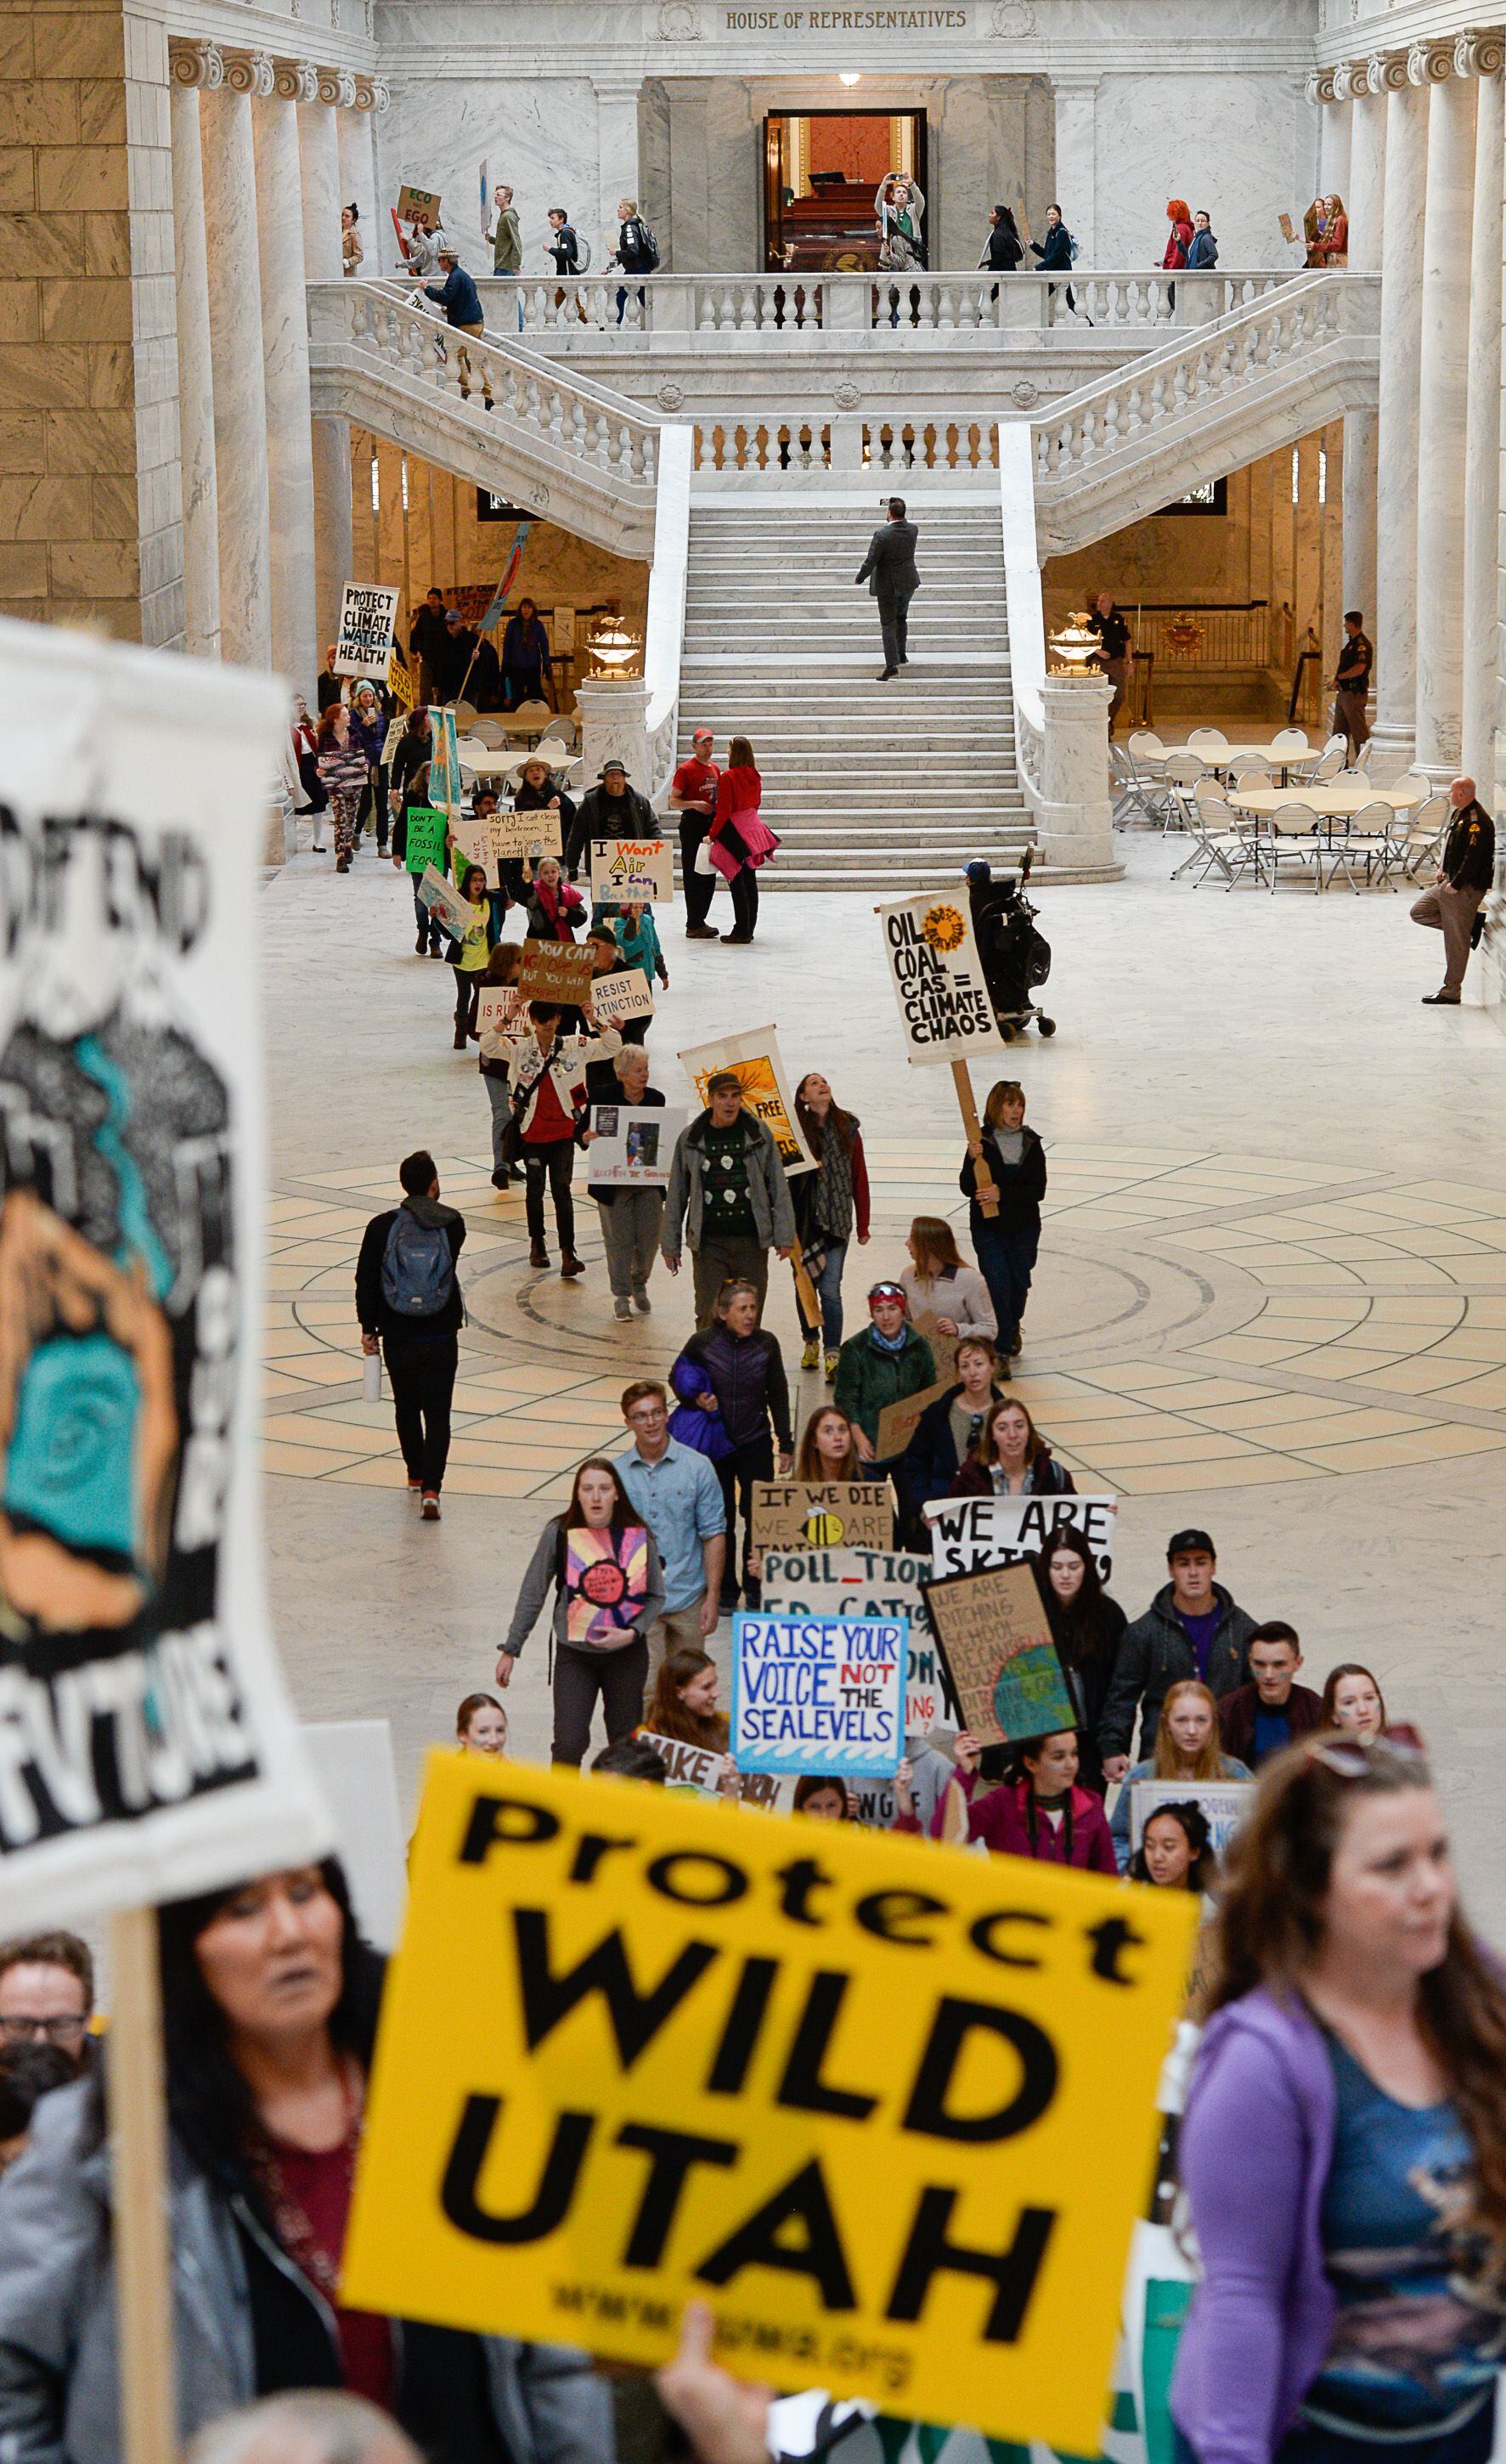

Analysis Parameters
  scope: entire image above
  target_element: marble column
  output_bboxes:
[594,79,643,251]
[1321,98,1352,202]
[1413,54,1475,777]
[1052,77,1098,263]
[1460,48,1504,783]
[336,101,378,251]
[200,82,272,670]
[1371,65,1428,763]
[1294,433,1323,692]
[1340,73,1384,644]
[252,87,319,696]
[169,82,220,659]
[1346,80,1386,268]
[1321,421,1344,684]
[298,98,353,657]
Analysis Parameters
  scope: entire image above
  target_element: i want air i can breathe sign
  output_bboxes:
[342,1759,1195,2444]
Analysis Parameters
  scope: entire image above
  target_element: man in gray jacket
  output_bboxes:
[855,495,920,681]
[662,1071,797,1325]
[1097,1526,1259,1773]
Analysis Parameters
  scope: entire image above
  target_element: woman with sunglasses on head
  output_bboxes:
[1172,1736,1506,2464]
[1322,1664,1425,1752]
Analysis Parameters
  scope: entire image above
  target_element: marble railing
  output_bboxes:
[1031,272,1379,483]
[692,415,997,472]
[315,285,660,482]
[466,268,1301,342]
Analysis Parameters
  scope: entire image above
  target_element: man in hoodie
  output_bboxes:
[662,1072,797,1326]
[355,1150,466,1520]
[1098,1526,1258,1777]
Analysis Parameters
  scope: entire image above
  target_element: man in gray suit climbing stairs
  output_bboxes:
[855,495,921,681]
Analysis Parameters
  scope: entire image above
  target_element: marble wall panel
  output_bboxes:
[1093,71,1311,268]
[383,74,603,275]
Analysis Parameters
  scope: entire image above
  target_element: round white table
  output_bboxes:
[1228,782,1424,818]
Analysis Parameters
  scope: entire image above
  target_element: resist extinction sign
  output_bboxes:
[343,1758,1196,2444]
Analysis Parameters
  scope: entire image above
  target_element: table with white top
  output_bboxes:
[1227,782,1424,819]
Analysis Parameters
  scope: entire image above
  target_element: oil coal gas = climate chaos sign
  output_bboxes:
[877,894,1005,1061]
[732,1612,905,1777]
[341,1758,1199,2446]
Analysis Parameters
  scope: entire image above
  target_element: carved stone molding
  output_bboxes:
[274,57,321,100]
[1407,38,1456,82]
[170,40,225,90]
[1367,49,1410,90]
[657,0,702,36]
[316,65,358,106]
[1306,67,1338,104]
[1455,30,1506,76]
[832,379,861,410]
[989,0,1037,34]
[223,50,276,96]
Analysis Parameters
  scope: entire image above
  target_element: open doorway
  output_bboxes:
[763,110,928,271]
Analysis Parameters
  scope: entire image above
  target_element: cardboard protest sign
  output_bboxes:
[386,647,414,713]
[429,706,463,809]
[733,1612,905,1777]
[874,1376,951,1463]
[877,895,1005,1063]
[925,1495,1120,1586]
[342,1756,1197,2443]
[922,1563,1075,1747]
[517,939,595,1003]
[1129,1779,1254,1860]
[910,1308,960,1388]
[680,1026,816,1176]
[636,1730,790,1810]
[760,1548,953,1735]
[589,969,655,1030]
[397,182,442,224]
[587,1104,683,1189]
[417,863,472,935]
[563,1526,651,1645]
[493,806,563,860]
[750,1483,895,1553]
[477,983,527,1037]
[403,804,448,877]
[590,837,674,905]
[0,615,330,1927]
[333,582,400,680]
[451,817,499,886]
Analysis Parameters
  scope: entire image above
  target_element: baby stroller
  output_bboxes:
[966,853,1056,1038]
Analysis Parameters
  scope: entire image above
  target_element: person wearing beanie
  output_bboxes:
[832,1280,936,1467]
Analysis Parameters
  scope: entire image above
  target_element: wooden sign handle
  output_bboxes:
[107,1906,176,2464]
[951,1060,1000,1218]
[792,1253,822,1330]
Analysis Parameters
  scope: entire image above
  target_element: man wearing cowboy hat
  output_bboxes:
[567,756,656,881]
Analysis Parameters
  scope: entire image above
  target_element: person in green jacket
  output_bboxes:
[832,1281,935,1465]
[491,184,522,274]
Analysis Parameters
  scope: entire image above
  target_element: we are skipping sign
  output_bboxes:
[342,1760,1196,2444]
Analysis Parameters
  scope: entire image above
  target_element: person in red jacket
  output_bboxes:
[710,734,765,946]
[1216,1620,1325,1768]
[1162,197,1193,269]
[927,1729,1118,1871]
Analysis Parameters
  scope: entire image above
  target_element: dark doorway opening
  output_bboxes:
[763,111,928,272]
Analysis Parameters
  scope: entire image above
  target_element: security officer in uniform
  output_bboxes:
[1412,777,1494,1005]
[1332,610,1373,761]
[1086,592,1131,732]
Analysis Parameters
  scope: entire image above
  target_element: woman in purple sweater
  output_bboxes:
[1172,1737,1506,2464]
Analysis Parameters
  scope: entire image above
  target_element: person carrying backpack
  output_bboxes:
[612,196,658,324]
[355,1150,467,1520]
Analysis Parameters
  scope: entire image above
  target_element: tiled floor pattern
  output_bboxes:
[260,1140,1506,1500]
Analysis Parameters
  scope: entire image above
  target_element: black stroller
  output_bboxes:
[966,852,1056,1039]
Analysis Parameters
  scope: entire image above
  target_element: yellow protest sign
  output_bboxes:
[343,1757,1195,2446]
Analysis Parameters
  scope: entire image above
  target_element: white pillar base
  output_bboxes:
[578,679,652,797]
[1035,675,1118,873]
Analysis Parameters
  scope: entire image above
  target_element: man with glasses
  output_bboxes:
[616,1379,726,1676]
[0,1932,94,2076]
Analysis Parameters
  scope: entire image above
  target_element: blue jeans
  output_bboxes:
[975,1218,1039,1354]
[797,1242,848,1348]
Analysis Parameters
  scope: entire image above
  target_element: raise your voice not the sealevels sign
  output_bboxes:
[732,1612,905,1777]
[333,583,400,680]
[341,1757,1199,2444]
[877,895,1005,1060]
[0,615,330,1928]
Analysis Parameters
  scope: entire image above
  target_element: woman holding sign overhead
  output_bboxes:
[0,1859,612,2459]
[499,1457,664,1763]
[1173,1738,1506,2464]
[931,1729,1118,1871]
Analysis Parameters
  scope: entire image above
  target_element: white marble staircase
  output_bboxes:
[677,497,1030,891]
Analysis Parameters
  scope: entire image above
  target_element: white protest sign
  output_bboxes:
[333,582,400,680]
[877,893,1006,1062]
[1129,1778,1255,1858]
[589,969,655,1029]
[0,614,330,1929]
[477,983,527,1037]
[636,1730,792,1810]
[493,806,562,860]
[417,862,472,935]
[587,1103,684,1189]
[589,837,675,905]
[925,1492,1120,1585]
[760,1548,953,1736]
[732,1611,905,1777]
[451,817,499,886]
[303,1720,405,1951]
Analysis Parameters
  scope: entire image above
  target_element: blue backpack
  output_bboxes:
[381,1209,454,1318]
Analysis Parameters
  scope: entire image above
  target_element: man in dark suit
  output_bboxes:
[855,496,920,681]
